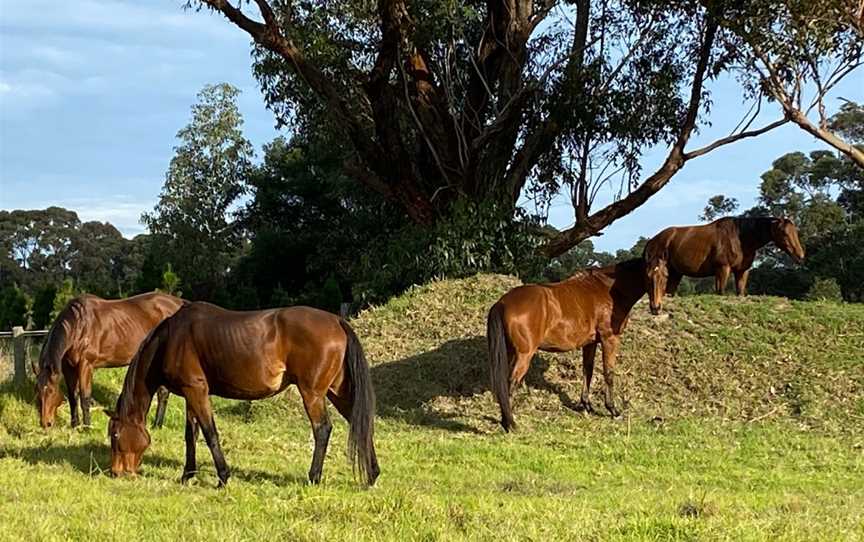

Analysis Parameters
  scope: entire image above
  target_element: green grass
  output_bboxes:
[1,275,863,541]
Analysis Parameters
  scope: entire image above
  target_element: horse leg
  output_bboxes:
[600,335,622,418]
[300,388,332,485]
[152,387,170,429]
[735,269,750,296]
[666,271,683,296]
[181,405,200,483]
[62,362,80,428]
[715,265,731,295]
[328,392,380,482]
[183,387,230,487]
[580,343,598,413]
[510,350,534,400]
[79,363,93,427]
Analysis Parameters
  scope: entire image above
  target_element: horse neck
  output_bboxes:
[609,260,647,311]
[40,310,76,376]
[118,375,156,424]
[117,338,163,423]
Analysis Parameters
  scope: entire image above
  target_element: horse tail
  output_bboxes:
[339,319,379,486]
[37,298,86,376]
[487,302,514,432]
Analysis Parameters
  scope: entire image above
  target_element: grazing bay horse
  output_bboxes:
[106,302,379,487]
[643,216,805,314]
[488,258,647,432]
[35,292,183,429]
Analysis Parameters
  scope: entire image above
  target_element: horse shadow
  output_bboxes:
[371,337,488,433]
[371,336,593,433]
[2,442,307,487]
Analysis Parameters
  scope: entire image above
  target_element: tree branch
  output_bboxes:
[683,118,788,160]
[540,14,719,258]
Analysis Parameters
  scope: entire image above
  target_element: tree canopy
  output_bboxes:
[196,0,860,257]
[142,83,253,299]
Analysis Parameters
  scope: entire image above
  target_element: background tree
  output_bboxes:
[0,286,29,330]
[699,195,739,221]
[721,103,864,301]
[50,279,79,321]
[196,0,857,257]
[716,0,864,167]
[30,285,57,330]
[142,83,253,299]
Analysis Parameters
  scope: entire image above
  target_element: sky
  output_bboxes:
[1,1,862,253]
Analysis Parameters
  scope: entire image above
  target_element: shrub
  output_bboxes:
[50,279,80,322]
[805,277,843,302]
[0,286,29,330]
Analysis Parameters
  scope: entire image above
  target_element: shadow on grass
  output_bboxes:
[370,336,598,433]
[371,337,488,433]
[0,442,309,487]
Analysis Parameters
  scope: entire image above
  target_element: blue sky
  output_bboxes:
[1,1,861,253]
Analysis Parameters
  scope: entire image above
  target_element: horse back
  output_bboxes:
[164,304,345,400]
[650,221,742,276]
[68,293,183,367]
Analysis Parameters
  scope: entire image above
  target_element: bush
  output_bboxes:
[51,278,80,322]
[0,286,29,330]
[31,285,57,330]
[352,201,545,304]
[314,275,343,314]
[805,278,843,302]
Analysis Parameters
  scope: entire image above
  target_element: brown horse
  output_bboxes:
[487,258,647,432]
[643,216,805,314]
[105,302,379,487]
[34,292,183,429]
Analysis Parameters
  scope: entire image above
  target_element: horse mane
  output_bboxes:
[731,216,775,244]
[39,297,89,375]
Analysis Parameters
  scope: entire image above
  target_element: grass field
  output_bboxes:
[1,275,863,541]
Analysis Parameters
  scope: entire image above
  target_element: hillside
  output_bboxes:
[0,274,863,541]
[352,274,864,433]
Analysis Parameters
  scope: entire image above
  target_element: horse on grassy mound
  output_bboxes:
[105,301,379,487]
[487,258,647,432]
[34,292,183,429]
[643,216,805,314]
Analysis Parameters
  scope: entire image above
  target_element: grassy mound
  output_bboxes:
[1,274,862,540]
[351,274,864,434]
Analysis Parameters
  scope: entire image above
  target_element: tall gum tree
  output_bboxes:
[195,0,861,257]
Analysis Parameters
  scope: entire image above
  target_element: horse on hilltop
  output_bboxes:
[106,301,379,487]
[487,258,648,432]
[643,216,805,314]
[34,292,183,429]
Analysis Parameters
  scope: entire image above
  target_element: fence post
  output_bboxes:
[12,326,26,385]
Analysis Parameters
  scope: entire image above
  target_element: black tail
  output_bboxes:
[339,320,379,486]
[487,303,514,432]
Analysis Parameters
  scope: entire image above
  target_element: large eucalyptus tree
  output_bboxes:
[196,0,861,256]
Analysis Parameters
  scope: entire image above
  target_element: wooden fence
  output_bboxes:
[0,327,49,384]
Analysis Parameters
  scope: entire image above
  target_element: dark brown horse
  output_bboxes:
[487,258,647,432]
[106,302,379,487]
[34,292,183,429]
[643,216,805,314]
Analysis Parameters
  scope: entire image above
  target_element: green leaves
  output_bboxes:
[142,83,253,299]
